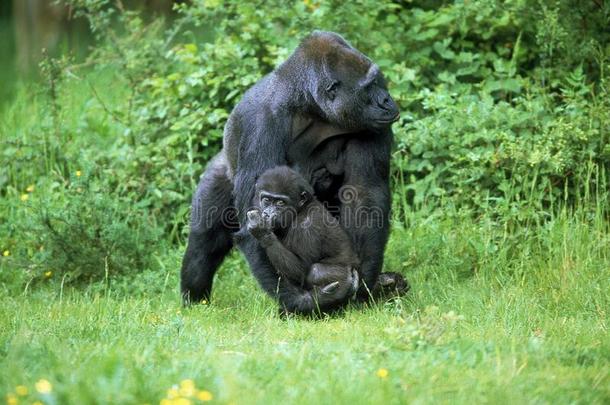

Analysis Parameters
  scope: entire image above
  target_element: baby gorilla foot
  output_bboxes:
[308,263,358,305]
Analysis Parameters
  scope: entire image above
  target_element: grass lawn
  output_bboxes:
[2,214,608,405]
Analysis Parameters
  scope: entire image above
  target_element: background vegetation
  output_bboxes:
[1,1,609,404]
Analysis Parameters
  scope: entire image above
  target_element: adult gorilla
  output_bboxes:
[181,31,406,313]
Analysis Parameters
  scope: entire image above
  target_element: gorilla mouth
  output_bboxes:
[376,113,400,124]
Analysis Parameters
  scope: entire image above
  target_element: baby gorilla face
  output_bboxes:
[254,166,314,230]
[258,191,297,229]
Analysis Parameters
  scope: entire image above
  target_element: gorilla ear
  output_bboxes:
[298,190,311,208]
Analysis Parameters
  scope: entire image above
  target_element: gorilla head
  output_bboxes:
[254,166,314,230]
[286,31,400,131]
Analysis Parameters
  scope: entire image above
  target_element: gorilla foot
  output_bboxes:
[370,272,410,300]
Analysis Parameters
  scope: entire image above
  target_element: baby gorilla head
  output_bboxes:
[254,166,314,230]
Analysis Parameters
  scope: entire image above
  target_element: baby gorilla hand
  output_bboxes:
[246,209,272,240]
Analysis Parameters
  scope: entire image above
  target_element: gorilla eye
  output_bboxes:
[262,197,270,204]
[325,81,340,98]
[276,200,286,207]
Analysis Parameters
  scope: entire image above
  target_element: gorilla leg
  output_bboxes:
[340,134,408,300]
[181,154,236,304]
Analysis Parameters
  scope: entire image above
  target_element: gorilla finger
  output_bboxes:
[378,273,395,287]
[247,210,260,222]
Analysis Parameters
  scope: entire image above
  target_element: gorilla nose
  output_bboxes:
[378,96,392,109]
[377,95,398,113]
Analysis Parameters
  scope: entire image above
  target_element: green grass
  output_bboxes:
[1,212,609,404]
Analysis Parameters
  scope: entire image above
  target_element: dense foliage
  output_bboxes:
[1,0,609,286]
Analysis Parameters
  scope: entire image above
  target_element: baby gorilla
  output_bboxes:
[246,166,360,305]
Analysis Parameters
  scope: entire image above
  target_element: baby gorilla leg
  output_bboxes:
[306,263,359,298]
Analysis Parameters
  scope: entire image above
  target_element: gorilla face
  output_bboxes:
[258,191,295,229]
[324,64,399,131]
[304,32,399,131]
[255,166,313,230]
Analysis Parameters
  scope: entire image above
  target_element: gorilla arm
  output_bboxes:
[245,210,307,286]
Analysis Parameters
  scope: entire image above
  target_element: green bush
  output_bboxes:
[59,0,608,223]
[0,171,161,288]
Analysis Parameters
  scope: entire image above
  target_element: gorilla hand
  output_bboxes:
[246,209,280,251]
[246,210,272,240]
[371,272,410,298]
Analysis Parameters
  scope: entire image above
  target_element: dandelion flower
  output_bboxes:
[174,398,192,405]
[76,170,82,177]
[6,393,18,405]
[197,390,213,401]
[2,250,9,257]
[44,271,53,278]
[376,368,389,379]
[26,185,35,193]
[179,379,195,397]
[166,387,179,399]
[20,194,29,202]
[15,385,28,396]
[35,379,52,394]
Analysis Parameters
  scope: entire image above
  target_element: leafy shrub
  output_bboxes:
[58,0,608,225]
[392,67,609,220]
[0,170,161,287]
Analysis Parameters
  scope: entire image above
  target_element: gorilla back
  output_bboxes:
[181,31,406,313]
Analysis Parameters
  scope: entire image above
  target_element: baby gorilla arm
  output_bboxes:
[246,209,307,285]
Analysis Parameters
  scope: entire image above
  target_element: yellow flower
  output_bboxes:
[15,385,28,396]
[174,398,192,405]
[6,393,18,405]
[166,387,179,399]
[179,379,196,397]
[376,368,389,379]
[196,390,213,401]
[44,271,53,278]
[26,185,35,193]
[2,250,9,257]
[35,379,52,394]
[20,194,29,202]
[76,170,82,177]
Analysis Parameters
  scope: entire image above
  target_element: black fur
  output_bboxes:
[181,31,406,313]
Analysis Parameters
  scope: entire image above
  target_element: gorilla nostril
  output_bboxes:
[377,98,390,110]
[377,96,392,110]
